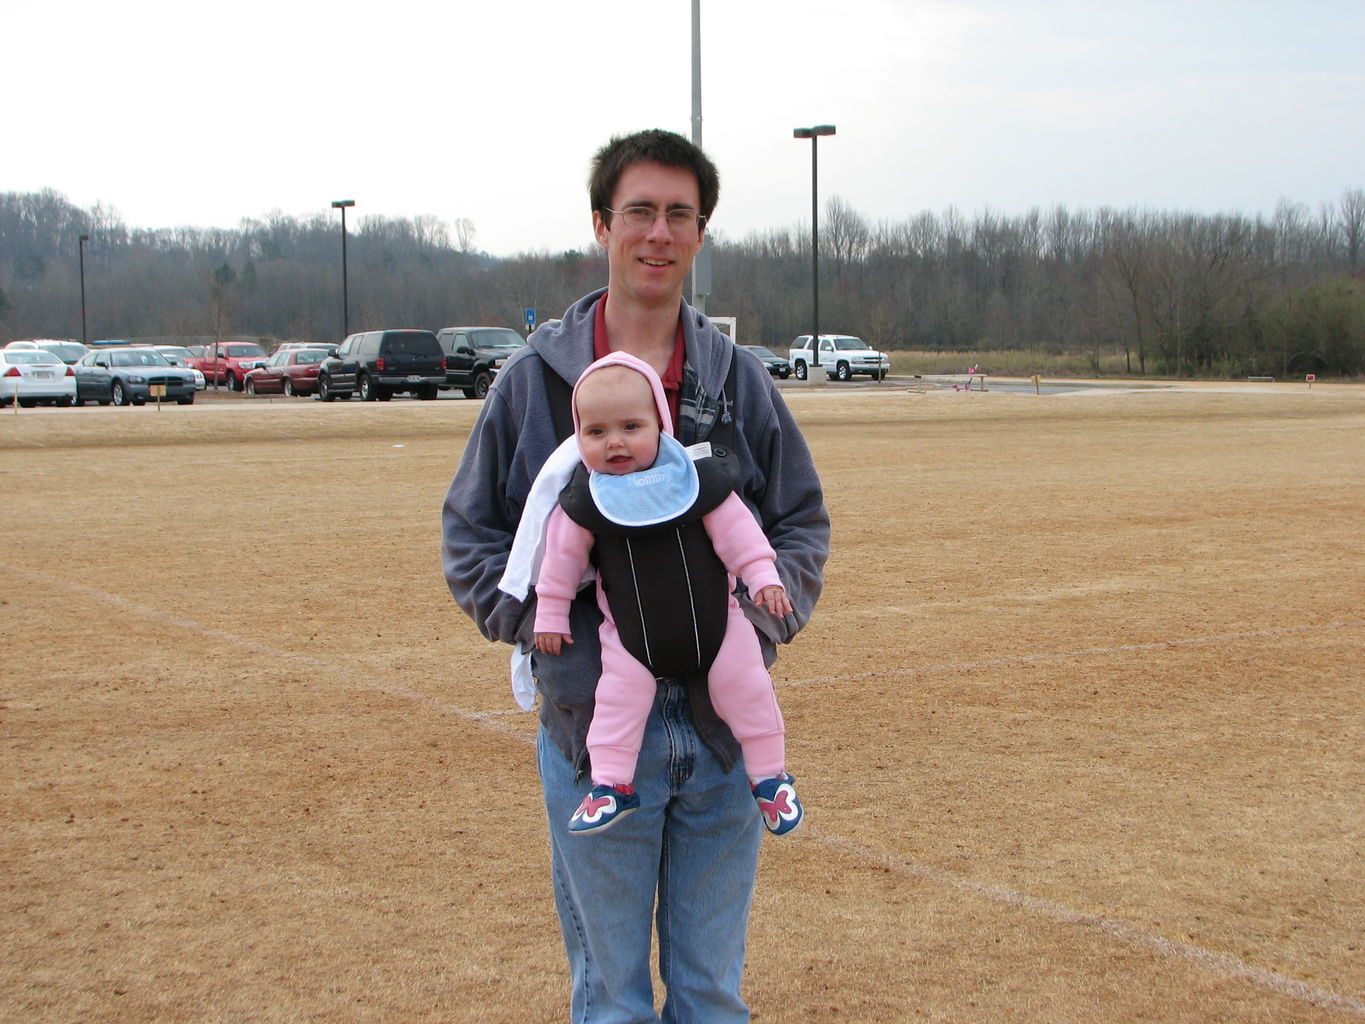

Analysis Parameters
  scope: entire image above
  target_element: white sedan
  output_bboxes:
[0,349,77,407]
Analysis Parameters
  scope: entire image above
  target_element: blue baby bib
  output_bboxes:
[588,433,700,527]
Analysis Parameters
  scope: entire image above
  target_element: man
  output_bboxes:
[442,128,829,1022]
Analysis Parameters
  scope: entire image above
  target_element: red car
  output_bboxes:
[243,348,330,397]
[190,340,270,390]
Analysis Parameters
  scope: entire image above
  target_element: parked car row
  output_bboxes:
[2,323,891,413]
[238,326,525,402]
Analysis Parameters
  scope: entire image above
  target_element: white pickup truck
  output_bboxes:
[788,334,890,381]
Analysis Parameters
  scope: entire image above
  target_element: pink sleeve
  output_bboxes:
[702,492,783,593]
[533,506,595,634]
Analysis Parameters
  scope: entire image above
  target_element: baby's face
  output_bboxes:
[575,367,661,476]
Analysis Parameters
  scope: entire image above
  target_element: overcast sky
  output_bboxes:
[10,0,1363,256]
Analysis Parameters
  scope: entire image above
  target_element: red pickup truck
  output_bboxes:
[191,341,270,391]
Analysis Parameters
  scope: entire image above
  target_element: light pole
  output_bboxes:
[331,200,355,338]
[78,234,90,345]
[793,125,835,369]
[689,0,710,313]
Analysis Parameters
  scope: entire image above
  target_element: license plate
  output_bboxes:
[406,375,422,383]
[33,371,53,379]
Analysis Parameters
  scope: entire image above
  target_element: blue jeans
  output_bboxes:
[538,679,762,1023]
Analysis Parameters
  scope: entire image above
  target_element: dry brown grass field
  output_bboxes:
[3,379,1362,1023]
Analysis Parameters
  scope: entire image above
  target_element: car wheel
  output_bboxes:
[245,378,257,395]
[111,380,128,406]
[417,384,438,400]
[471,372,494,399]
[319,377,335,402]
[226,374,240,392]
[177,394,194,405]
[283,378,296,397]
[836,362,852,382]
[794,361,807,381]
[358,373,377,401]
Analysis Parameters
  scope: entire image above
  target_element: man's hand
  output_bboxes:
[754,585,793,618]
[535,632,574,656]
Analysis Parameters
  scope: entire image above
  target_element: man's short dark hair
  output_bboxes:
[589,129,720,227]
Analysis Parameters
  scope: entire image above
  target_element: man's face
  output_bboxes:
[575,368,661,476]
[593,161,705,307]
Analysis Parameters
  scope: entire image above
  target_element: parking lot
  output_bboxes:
[3,381,1362,1022]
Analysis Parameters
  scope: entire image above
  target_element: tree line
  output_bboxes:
[3,186,1363,376]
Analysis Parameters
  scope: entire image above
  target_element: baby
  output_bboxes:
[532,352,802,836]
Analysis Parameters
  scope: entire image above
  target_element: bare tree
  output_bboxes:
[1338,189,1365,272]
[454,217,477,254]
[823,195,869,278]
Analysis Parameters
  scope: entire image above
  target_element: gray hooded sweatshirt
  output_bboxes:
[442,288,829,776]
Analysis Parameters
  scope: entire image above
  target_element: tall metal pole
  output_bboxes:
[793,125,835,368]
[690,0,702,145]
[810,136,820,366]
[331,200,355,338]
[78,234,90,345]
[689,0,710,314]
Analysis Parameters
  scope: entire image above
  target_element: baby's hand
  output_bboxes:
[535,632,573,656]
[755,585,793,618]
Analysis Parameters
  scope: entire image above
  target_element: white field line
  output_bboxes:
[778,621,1365,689]
[8,561,1362,1017]
[811,831,1365,1018]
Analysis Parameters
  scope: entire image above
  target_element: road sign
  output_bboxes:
[525,308,537,328]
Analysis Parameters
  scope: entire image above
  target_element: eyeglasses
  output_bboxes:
[603,206,707,232]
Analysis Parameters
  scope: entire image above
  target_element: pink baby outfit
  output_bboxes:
[533,353,787,787]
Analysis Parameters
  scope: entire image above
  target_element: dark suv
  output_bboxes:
[435,326,525,399]
[318,330,446,402]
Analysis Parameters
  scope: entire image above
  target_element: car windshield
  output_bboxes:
[293,351,326,364]
[4,351,54,364]
[833,338,871,351]
[35,343,84,361]
[111,351,173,367]
[473,330,524,350]
[225,343,267,357]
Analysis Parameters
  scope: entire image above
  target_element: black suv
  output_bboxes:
[435,326,525,399]
[318,330,446,402]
